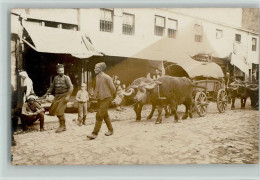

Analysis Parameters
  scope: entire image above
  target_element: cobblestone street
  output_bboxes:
[11,101,259,165]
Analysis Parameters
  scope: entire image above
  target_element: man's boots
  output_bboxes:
[55,115,66,133]
[82,116,86,125]
[39,113,45,132]
[77,119,82,126]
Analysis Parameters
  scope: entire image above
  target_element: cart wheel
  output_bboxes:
[194,91,208,117]
[217,89,228,113]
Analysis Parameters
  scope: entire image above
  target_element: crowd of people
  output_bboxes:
[12,62,118,146]
[11,62,258,146]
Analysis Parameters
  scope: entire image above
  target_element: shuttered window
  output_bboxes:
[122,13,135,35]
[194,24,203,42]
[100,9,113,32]
[168,19,177,38]
[235,34,241,43]
[252,38,257,51]
[154,15,165,36]
[216,29,223,39]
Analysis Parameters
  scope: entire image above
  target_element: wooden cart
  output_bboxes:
[164,58,228,117]
[192,78,228,117]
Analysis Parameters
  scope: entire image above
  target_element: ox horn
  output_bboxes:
[231,85,239,90]
[144,82,157,90]
[123,88,134,96]
[130,85,138,89]
[155,80,162,85]
[247,84,259,91]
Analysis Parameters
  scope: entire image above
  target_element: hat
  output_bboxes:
[95,62,106,71]
[27,94,37,101]
[19,71,28,78]
[56,63,64,69]
[81,83,86,87]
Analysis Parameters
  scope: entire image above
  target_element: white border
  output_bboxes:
[1,0,259,179]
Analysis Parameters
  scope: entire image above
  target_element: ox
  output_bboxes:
[229,80,259,110]
[112,77,152,108]
[112,77,171,121]
[132,76,194,124]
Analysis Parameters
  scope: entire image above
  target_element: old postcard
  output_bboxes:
[10,8,259,165]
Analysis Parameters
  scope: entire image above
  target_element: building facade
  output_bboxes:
[79,8,259,80]
[11,8,259,98]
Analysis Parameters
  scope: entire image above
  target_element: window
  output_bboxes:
[62,24,78,31]
[216,29,223,39]
[45,21,59,28]
[154,15,165,36]
[24,19,42,26]
[252,38,257,51]
[25,19,78,31]
[168,19,177,38]
[235,34,241,43]
[194,24,203,42]
[100,9,113,32]
[122,13,135,35]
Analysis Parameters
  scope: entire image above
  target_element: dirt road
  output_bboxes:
[11,101,259,165]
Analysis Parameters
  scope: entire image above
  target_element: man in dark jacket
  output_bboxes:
[87,62,116,139]
[44,64,73,133]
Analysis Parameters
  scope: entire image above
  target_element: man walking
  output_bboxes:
[44,64,73,133]
[87,62,116,139]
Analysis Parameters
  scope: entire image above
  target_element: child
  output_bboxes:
[76,83,89,126]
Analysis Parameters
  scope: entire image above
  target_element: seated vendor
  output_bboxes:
[20,94,45,132]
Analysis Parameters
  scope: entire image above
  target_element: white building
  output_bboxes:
[79,8,259,80]
[11,8,259,97]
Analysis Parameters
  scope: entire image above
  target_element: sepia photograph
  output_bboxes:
[10,8,259,165]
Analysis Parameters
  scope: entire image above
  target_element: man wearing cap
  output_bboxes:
[44,64,73,133]
[75,83,89,126]
[87,62,116,139]
[20,94,45,132]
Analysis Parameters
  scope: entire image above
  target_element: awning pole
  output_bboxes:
[86,61,89,91]
[22,39,37,51]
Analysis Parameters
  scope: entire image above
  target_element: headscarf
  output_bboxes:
[19,71,28,78]
[19,71,34,101]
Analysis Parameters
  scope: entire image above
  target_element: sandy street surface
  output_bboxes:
[11,100,259,165]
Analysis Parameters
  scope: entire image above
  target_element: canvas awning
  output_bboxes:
[187,62,224,78]
[165,54,224,79]
[22,24,102,58]
[230,53,249,75]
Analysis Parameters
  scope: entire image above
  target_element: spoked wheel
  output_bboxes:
[217,89,228,113]
[194,91,208,117]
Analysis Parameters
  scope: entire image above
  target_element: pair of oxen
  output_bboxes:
[228,80,259,110]
[112,76,196,124]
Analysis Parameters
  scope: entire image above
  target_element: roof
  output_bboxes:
[22,24,102,58]
[165,54,224,78]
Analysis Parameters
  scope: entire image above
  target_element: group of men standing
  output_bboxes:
[13,62,116,143]
[46,62,116,139]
